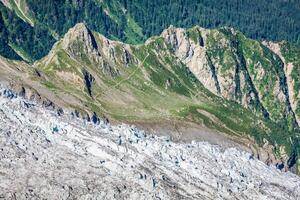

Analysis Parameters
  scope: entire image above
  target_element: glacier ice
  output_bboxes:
[0,88,299,199]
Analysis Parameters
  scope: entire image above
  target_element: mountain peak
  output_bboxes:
[72,22,88,30]
[56,23,133,77]
[161,25,186,37]
[60,22,102,65]
[61,23,97,50]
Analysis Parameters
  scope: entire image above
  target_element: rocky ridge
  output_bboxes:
[161,26,299,125]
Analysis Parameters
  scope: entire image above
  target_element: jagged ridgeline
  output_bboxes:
[0,23,299,173]
[0,0,299,61]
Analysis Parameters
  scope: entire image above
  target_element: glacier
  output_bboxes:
[0,87,299,200]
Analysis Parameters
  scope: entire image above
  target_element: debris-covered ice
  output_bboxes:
[0,88,299,199]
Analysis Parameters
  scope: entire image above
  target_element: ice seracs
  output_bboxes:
[0,87,299,199]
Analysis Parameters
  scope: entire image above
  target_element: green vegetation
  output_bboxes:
[1,0,300,62]
[121,0,300,46]
[0,5,299,171]
[280,42,300,119]
[0,2,55,61]
[43,81,59,91]
[8,0,34,25]
[27,27,300,168]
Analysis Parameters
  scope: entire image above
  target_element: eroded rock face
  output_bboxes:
[62,23,100,61]
[162,26,256,105]
[263,41,300,125]
[60,23,137,77]
[61,23,103,72]
[161,26,298,125]
[0,87,300,199]
[161,26,219,95]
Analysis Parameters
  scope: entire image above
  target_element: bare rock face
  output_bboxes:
[61,23,115,76]
[61,23,101,63]
[161,26,299,124]
[161,26,219,95]
[0,87,300,199]
[161,26,240,98]
[263,41,300,125]
[60,23,138,77]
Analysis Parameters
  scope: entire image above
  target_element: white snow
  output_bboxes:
[0,88,299,199]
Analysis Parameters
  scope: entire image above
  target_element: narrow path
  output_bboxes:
[95,52,150,99]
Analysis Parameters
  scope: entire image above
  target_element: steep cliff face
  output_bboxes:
[0,23,299,173]
[61,23,138,76]
[61,23,101,64]
[161,26,299,128]
[268,41,300,126]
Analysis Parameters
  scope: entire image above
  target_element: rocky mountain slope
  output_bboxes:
[162,26,299,125]
[0,23,299,174]
[0,87,300,199]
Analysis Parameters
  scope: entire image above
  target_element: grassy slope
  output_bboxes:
[32,28,298,162]
[8,0,34,26]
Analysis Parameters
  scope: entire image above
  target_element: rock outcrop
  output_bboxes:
[161,26,298,126]
[262,41,300,125]
[60,23,137,76]
[62,23,101,63]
